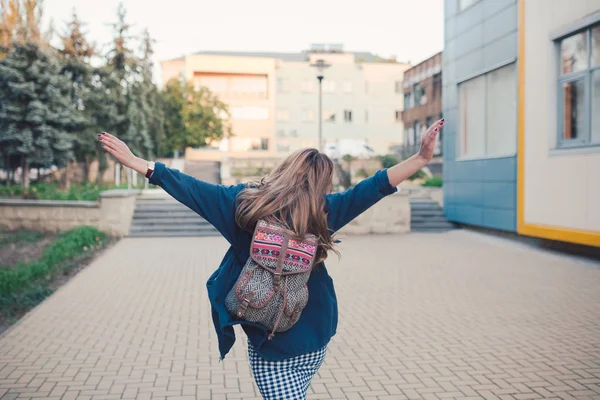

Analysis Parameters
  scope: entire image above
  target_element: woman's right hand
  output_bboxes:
[98,132,148,175]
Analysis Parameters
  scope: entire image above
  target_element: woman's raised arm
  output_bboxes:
[98,132,243,245]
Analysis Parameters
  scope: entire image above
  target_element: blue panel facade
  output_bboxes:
[443,0,518,232]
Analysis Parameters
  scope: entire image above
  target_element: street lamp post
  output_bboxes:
[310,59,330,151]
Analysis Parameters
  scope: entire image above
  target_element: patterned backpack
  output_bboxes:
[225,219,318,340]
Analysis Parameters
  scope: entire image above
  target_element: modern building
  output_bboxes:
[161,45,411,161]
[443,0,600,247]
[401,52,443,159]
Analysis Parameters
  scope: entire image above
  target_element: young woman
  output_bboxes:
[98,118,444,399]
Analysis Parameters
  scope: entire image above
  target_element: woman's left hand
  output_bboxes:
[417,118,445,163]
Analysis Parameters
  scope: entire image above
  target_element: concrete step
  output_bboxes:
[131,218,212,226]
[130,224,217,232]
[411,221,456,230]
[411,210,446,217]
[411,227,456,232]
[411,216,450,224]
[127,230,221,238]
[133,211,202,219]
[410,203,441,210]
[134,205,192,213]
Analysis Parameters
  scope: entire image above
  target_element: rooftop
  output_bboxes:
[164,50,406,64]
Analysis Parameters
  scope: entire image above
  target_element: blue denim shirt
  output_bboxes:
[149,162,397,361]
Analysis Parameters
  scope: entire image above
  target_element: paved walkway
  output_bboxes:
[0,231,599,400]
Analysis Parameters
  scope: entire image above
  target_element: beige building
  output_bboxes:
[161,47,410,161]
[520,0,600,246]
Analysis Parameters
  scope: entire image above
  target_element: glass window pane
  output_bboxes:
[560,31,588,75]
[593,26,600,66]
[486,63,518,156]
[592,70,600,143]
[458,0,479,11]
[458,75,486,157]
[560,80,585,141]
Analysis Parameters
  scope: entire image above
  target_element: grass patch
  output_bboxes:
[421,176,443,187]
[0,230,45,246]
[0,226,111,328]
[0,182,142,202]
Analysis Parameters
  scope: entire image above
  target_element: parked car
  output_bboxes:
[324,140,380,160]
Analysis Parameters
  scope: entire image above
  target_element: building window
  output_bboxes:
[432,73,442,100]
[420,87,427,105]
[344,110,352,122]
[413,83,420,106]
[395,110,402,122]
[277,78,290,93]
[365,110,369,123]
[414,120,422,143]
[426,116,433,129]
[404,92,413,111]
[365,82,369,94]
[289,129,298,137]
[276,109,290,122]
[302,109,315,122]
[322,81,336,93]
[230,106,269,120]
[261,138,269,150]
[457,63,517,158]
[458,0,480,11]
[557,25,600,147]
[395,81,403,93]
[343,82,352,93]
[276,129,286,137]
[323,110,336,122]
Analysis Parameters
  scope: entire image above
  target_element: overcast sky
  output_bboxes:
[45,0,444,82]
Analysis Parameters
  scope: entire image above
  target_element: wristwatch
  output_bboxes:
[145,161,155,179]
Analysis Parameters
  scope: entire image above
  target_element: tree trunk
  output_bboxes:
[21,158,30,188]
[63,161,71,190]
[82,157,90,184]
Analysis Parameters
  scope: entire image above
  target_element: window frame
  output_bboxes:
[344,109,353,123]
[556,25,600,149]
[456,62,518,160]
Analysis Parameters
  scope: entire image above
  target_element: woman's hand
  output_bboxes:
[386,118,444,187]
[417,118,444,164]
[98,132,148,175]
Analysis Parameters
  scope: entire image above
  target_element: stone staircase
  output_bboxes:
[410,199,456,233]
[128,195,220,238]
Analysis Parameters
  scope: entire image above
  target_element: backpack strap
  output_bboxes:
[273,232,290,292]
[268,276,288,340]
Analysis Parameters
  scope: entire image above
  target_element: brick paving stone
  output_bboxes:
[0,231,598,399]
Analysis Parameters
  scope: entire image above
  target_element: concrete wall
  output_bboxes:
[443,0,519,232]
[522,0,600,233]
[0,190,138,237]
[338,192,410,235]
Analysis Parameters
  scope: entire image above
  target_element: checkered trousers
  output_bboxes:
[248,339,327,399]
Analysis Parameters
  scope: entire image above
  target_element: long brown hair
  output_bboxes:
[235,148,337,262]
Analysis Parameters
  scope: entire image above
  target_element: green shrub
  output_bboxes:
[0,182,133,201]
[422,176,443,187]
[378,154,399,169]
[0,227,109,314]
[355,168,369,178]
[409,169,426,181]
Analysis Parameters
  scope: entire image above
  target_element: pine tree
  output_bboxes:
[140,28,164,158]
[58,9,95,185]
[0,43,80,187]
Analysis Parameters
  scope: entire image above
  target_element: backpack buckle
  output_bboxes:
[237,291,254,318]
[273,272,282,292]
